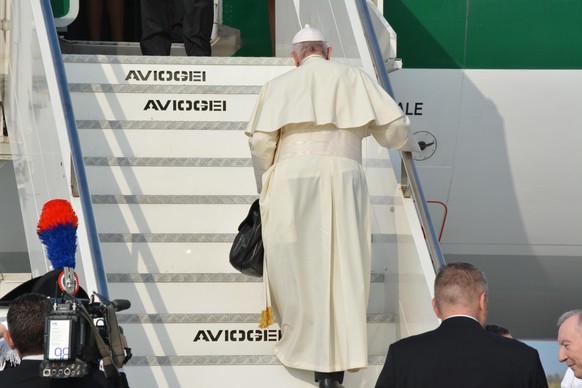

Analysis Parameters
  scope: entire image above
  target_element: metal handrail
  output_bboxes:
[41,0,110,297]
[355,0,446,271]
[427,200,448,241]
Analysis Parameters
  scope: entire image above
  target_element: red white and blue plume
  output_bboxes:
[36,199,78,270]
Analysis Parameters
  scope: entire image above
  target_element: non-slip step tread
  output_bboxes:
[100,233,235,243]
[99,233,401,244]
[83,157,393,168]
[126,355,387,367]
[76,120,248,130]
[91,194,396,205]
[92,194,258,205]
[70,84,263,94]
[116,312,396,324]
[106,273,386,283]
[63,54,294,66]
[84,156,252,167]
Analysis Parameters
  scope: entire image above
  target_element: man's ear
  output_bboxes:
[479,292,488,311]
[325,47,332,60]
[432,298,441,318]
[4,331,16,349]
[477,292,488,326]
[291,51,301,67]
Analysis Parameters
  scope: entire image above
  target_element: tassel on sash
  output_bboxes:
[259,255,274,328]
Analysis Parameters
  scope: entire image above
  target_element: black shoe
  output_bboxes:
[319,377,344,388]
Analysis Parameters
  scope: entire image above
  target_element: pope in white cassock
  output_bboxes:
[245,24,420,388]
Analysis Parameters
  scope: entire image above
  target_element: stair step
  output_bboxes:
[91,203,251,233]
[123,364,386,388]
[107,280,388,316]
[78,128,249,158]
[115,319,395,357]
[99,240,401,275]
[85,166,257,195]
[69,91,255,122]
[101,242,234,273]
[63,55,294,86]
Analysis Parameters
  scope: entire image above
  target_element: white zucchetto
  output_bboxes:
[292,24,327,44]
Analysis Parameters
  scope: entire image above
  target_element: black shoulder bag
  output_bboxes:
[229,199,264,277]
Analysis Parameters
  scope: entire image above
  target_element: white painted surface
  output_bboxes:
[86,166,258,195]
[391,69,582,255]
[79,130,250,158]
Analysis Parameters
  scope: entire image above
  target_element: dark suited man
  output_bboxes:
[0,293,129,387]
[140,0,213,56]
[375,262,548,388]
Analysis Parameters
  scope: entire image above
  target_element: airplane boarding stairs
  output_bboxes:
[59,54,438,387]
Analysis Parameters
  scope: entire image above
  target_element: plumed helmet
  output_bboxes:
[292,24,327,44]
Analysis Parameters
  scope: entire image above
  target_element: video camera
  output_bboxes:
[41,292,131,379]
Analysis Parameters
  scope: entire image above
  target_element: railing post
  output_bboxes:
[355,0,446,271]
[401,154,411,198]
[40,0,109,297]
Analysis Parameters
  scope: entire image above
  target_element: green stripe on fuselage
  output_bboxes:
[384,0,582,69]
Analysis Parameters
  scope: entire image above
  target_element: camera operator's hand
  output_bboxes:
[120,333,133,366]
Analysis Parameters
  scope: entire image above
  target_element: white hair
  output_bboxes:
[557,309,582,332]
[292,40,328,55]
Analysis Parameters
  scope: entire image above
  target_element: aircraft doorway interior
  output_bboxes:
[58,0,141,43]
[55,0,273,57]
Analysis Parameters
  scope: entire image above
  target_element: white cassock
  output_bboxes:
[562,368,582,388]
[245,55,419,372]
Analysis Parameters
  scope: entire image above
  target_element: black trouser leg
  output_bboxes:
[139,0,172,55]
[182,0,214,56]
[314,371,345,384]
